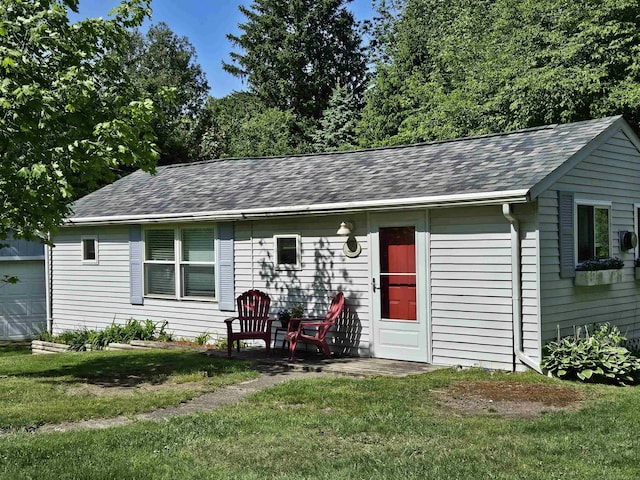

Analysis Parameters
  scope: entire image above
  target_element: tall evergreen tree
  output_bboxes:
[223,0,367,123]
[313,83,360,151]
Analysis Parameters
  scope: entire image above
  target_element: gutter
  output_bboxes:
[66,189,530,226]
[502,204,543,374]
[44,236,53,334]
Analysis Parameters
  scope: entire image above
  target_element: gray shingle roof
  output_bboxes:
[70,115,623,222]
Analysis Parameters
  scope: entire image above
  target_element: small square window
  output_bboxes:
[275,235,300,269]
[81,236,98,264]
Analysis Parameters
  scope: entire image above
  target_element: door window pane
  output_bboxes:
[379,227,416,321]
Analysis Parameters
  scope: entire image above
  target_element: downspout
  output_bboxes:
[44,235,53,334]
[502,204,543,373]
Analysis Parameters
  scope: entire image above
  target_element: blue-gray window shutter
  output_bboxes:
[217,223,235,311]
[129,225,144,305]
[558,191,576,278]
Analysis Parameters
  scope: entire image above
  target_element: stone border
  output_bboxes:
[31,340,214,355]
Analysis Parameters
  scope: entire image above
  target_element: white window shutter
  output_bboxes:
[558,191,576,278]
[217,223,235,311]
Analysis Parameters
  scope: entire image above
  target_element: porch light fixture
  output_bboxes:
[337,222,353,236]
[337,221,361,258]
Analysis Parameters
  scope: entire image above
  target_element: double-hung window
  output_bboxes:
[576,203,611,262]
[144,226,216,299]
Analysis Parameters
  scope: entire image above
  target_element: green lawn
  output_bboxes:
[0,347,257,429]
[0,365,638,479]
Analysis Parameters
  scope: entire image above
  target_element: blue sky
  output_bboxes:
[71,0,376,98]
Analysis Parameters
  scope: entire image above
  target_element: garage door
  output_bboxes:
[0,261,46,340]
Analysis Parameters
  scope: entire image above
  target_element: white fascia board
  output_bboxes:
[66,189,531,226]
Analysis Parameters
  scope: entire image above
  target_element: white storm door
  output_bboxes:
[371,212,428,362]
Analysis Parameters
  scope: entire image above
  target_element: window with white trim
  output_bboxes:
[577,204,610,262]
[144,226,215,299]
[81,236,98,264]
[274,235,300,269]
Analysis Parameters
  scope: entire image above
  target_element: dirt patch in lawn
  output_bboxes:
[436,380,586,418]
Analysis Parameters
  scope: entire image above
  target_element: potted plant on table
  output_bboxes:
[290,304,305,320]
[277,309,291,328]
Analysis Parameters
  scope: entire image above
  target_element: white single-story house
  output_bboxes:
[0,236,46,340]
[48,115,640,370]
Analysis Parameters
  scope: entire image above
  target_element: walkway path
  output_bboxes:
[32,356,442,434]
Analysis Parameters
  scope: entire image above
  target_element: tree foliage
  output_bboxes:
[194,93,309,159]
[358,0,640,146]
[224,0,367,123]
[0,0,158,239]
[125,22,209,164]
[313,83,360,151]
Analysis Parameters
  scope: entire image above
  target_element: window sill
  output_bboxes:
[574,269,624,287]
[144,295,217,303]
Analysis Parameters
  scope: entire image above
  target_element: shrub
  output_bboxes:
[542,323,640,386]
[42,319,171,350]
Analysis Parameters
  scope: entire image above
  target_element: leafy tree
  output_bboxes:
[359,0,640,146]
[313,83,360,151]
[195,93,309,158]
[0,0,158,240]
[223,0,367,123]
[228,107,307,157]
[125,22,209,163]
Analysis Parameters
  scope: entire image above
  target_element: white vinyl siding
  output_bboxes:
[51,215,370,351]
[234,215,370,356]
[540,130,640,343]
[429,206,515,370]
[0,260,46,340]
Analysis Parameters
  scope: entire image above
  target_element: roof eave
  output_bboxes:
[528,116,627,201]
[65,189,531,226]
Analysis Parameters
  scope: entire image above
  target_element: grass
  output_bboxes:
[0,367,639,479]
[0,344,30,357]
[0,347,258,429]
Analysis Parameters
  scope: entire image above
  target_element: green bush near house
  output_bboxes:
[542,323,640,385]
[39,319,172,351]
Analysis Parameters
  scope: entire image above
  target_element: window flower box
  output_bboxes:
[575,257,624,286]
[575,269,624,286]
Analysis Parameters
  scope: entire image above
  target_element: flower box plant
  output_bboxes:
[575,257,624,286]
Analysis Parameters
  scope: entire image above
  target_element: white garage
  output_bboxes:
[0,238,46,340]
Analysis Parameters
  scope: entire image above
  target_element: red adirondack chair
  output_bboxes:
[284,292,345,361]
[225,289,274,358]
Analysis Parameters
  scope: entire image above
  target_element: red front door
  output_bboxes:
[380,226,417,321]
